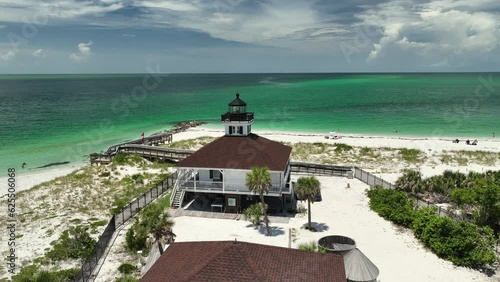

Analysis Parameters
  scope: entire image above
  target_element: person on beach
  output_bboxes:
[22,162,26,168]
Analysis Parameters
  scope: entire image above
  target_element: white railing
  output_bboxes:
[171,169,193,207]
[178,178,291,195]
[183,180,223,190]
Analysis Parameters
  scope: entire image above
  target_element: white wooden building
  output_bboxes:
[174,94,293,213]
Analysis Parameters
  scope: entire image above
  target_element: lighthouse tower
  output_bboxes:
[221,93,254,136]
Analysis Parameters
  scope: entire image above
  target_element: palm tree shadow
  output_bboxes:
[302,222,329,232]
[257,225,285,236]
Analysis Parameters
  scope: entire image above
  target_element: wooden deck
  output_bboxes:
[171,209,240,220]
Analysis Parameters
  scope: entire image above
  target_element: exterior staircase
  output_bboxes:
[171,189,185,209]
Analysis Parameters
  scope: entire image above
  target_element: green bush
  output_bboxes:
[113,152,144,166]
[131,173,145,184]
[334,143,353,153]
[126,194,174,252]
[398,148,422,162]
[115,275,140,282]
[46,226,96,261]
[12,265,79,282]
[297,241,326,253]
[118,263,137,274]
[125,226,148,252]
[367,186,415,228]
[367,188,498,268]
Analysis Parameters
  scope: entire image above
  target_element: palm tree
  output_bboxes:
[150,211,175,255]
[295,176,321,231]
[395,169,422,194]
[246,166,272,236]
[243,203,264,226]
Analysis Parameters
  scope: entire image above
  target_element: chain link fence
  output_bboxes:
[75,172,177,282]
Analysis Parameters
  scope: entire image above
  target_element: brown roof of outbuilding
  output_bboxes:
[141,241,346,282]
[175,133,292,171]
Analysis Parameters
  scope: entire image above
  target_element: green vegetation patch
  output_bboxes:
[126,193,174,253]
[334,143,353,153]
[398,148,422,162]
[118,263,137,274]
[165,136,216,149]
[113,152,146,166]
[367,187,498,268]
[12,265,79,282]
[46,225,96,261]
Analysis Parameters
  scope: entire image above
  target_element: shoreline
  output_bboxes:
[0,162,86,195]
[200,122,499,139]
[5,125,500,194]
[177,125,500,153]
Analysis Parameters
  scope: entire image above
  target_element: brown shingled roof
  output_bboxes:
[141,241,346,282]
[175,133,292,171]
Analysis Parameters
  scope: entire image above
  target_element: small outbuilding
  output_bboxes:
[343,248,380,282]
[141,241,346,282]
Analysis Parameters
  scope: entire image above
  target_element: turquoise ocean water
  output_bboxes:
[1,73,499,171]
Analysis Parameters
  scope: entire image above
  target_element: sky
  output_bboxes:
[0,0,499,73]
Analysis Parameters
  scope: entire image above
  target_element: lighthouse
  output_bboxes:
[220,93,254,136]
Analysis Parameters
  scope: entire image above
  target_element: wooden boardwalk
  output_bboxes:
[171,209,240,220]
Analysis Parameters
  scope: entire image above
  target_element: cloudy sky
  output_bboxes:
[0,0,499,73]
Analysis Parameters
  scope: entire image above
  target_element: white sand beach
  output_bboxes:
[1,126,499,281]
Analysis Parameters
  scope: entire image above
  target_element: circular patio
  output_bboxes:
[318,235,356,254]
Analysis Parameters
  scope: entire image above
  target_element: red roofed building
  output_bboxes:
[141,241,347,282]
[174,94,293,213]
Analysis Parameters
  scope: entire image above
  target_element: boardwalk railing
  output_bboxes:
[75,172,177,282]
[105,132,173,155]
[353,167,395,189]
[90,145,194,165]
[290,162,352,177]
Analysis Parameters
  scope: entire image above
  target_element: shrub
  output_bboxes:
[118,263,137,274]
[126,226,148,252]
[367,186,415,228]
[399,148,422,162]
[126,194,174,252]
[12,265,79,282]
[113,152,144,166]
[334,143,353,153]
[115,275,140,282]
[298,241,325,253]
[46,226,96,261]
[368,188,498,268]
[131,173,144,184]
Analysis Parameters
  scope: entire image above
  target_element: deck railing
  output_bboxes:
[220,112,254,122]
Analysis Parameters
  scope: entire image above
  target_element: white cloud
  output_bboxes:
[359,0,500,68]
[0,50,17,61]
[137,0,199,11]
[69,41,93,62]
[0,0,124,23]
[32,48,47,58]
[135,0,335,49]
